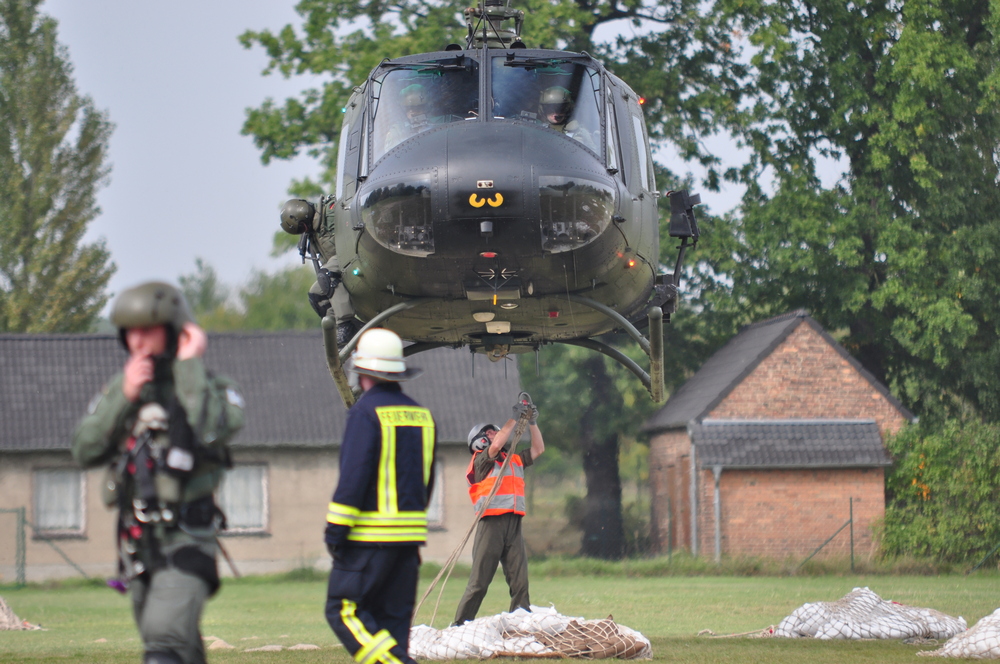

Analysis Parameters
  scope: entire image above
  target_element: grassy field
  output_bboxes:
[3,570,999,663]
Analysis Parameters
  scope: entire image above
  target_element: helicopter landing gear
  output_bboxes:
[321,313,358,408]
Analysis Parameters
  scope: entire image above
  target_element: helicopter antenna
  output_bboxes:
[465,0,524,50]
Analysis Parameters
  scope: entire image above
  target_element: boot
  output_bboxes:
[337,320,360,347]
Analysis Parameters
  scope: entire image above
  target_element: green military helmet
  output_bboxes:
[110,281,194,332]
[280,198,316,235]
[540,86,572,106]
[539,86,573,124]
[400,84,429,109]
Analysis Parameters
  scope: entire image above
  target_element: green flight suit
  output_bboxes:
[73,356,244,664]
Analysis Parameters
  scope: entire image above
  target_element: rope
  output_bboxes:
[414,393,535,626]
[697,626,776,639]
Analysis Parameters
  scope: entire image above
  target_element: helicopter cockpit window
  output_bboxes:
[491,59,602,153]
[371,59,479,161]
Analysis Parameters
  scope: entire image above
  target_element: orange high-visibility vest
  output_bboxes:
[466,451,526,516]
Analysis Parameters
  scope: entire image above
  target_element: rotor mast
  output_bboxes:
[465,0,525,49]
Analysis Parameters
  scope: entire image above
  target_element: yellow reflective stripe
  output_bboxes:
[327,502,361,526]
[422,423,435,486]
[356,629,398,664]
[341,600,374,653]
[347,527,427,543]
[354,510,427,525]
[378,421,398,515]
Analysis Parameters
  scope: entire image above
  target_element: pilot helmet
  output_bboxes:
[400,84,429,115]
[467,423,500,454]
[350,328,423,381]
[539,86,573,124]
[109,281,194,352]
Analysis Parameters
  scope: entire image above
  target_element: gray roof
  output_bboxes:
[0,332,521,452]
[691,419,892,469]
[642,310,914,432]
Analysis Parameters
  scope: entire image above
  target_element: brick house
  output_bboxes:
[0,332,520,582]
[642,310,914,561]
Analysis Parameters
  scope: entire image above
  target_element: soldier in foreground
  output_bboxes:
[453,402,544,625]
[324,328,437,664]
[73,282,244,664]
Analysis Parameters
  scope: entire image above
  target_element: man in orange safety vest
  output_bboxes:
[453,402,545,625]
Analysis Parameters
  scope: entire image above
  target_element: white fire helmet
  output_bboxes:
[350,328,422,381]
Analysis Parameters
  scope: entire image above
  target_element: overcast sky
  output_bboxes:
[43,0,321,308]
[41,1,754,313]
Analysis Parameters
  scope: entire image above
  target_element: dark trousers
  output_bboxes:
[325,544,420,664]
[453,512,529,625]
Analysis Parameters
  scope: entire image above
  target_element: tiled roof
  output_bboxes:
[642,311,808,431]
[0,332,522,452]
[642,310,914,432]
[690,419,892,469]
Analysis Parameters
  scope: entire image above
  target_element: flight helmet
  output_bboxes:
[539,86,573,125]
[109,281,194,352]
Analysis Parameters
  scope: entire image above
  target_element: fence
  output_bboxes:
[0,508,26,586]
[796,496,855,572]
[0,507,89,586]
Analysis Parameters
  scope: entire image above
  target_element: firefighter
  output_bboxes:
[453,402,544,626]
[324,328,437,664]
[73,281,244,664]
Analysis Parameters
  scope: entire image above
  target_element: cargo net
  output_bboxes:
[774,587,967,640]
[0,596,40,631]
[410,606,652,659]
[918,608,1000,658]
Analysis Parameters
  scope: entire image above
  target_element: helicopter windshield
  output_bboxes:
[371,60,480,161]
[491,58,602,153]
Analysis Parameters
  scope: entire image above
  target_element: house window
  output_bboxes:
[427,462,444,529]
[33,469,85,537]
[217,464,268,534]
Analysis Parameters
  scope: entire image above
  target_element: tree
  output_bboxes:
[707,0,1000,422]
[0,0,114,332]
[177,256,319,332]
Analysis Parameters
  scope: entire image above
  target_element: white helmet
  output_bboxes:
[467,423,499,454]
[350,328,422,381]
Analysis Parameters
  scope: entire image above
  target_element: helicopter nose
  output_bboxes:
[358,120,611,257]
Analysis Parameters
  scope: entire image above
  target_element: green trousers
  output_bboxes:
[454,512,530,625]
[131,566,211,663]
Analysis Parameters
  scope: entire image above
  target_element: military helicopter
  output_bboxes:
[279,0,701,407]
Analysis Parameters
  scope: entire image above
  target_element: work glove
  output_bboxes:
[529,405,538,426]
[512,403,530,421]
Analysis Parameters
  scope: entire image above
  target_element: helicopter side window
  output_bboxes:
[631,112,655,191]
[491,59,602,154]
[371,60,479,162]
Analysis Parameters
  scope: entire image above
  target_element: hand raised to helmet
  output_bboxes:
[177,323,208,360]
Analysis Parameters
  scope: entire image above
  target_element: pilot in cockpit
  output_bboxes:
[385,84,435,151]
[538,86,597,151]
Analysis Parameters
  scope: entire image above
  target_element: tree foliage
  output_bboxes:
[179,257,318,332]
[882,418,1000,562]
[0,0,114,332]
[707,0,1000,422]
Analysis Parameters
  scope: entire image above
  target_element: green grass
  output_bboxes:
[3,571,999,663]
